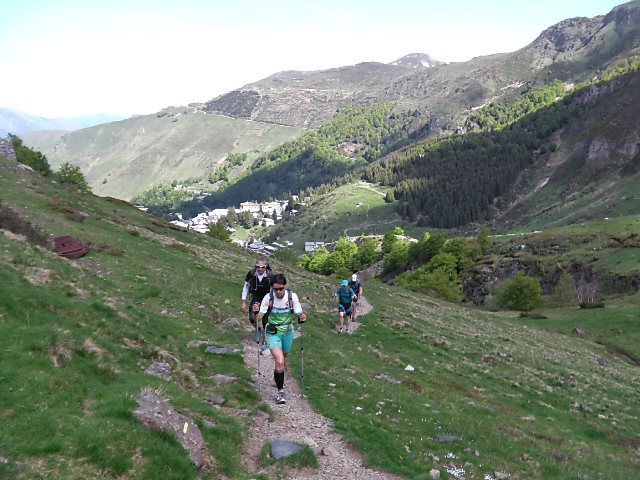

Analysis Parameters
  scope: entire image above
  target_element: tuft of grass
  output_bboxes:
[82,338,106,358]
[48,329,73,367]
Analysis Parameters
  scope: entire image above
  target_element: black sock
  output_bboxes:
[274,370,284,390]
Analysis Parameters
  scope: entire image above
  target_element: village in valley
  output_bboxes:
[135,198,326,256]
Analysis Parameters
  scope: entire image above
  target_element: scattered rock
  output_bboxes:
[202,420,217,429]
[434,434,460,443]
[187,340,209,349]
[573,328,589,336]
[322,445,339,457]
[205,346,240,355]
[0,455,8,464]
[495,472,510,480]
[374,372,401,384]
[206,394,225,406]
[210,374,237,385]
[271,440,303,459]
[123,337,141,348]
[134,392,208,468]
[552,452,572,462]
[597,357,609,366]
[429,468,441,479]
[405,364,415,371]
[522,453,532,461]
[433,337,450,347]
[144,362,171,380]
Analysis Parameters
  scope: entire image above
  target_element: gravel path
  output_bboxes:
[242,297,401,479]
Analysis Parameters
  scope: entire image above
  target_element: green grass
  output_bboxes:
[272,181,402,248]
[512,295,640,364]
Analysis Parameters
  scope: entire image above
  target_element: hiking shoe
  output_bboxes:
[275,389,286,404]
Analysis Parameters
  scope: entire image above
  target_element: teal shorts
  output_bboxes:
[266,325,295,353]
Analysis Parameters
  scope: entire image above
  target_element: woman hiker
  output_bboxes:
[256,273,307,404]
[333,279,356,333]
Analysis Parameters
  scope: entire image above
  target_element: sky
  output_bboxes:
[0,0,626,118]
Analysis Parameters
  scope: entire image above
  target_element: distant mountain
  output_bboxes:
[204,1,640,131]
[22,106,303,200]
[0,108,126,136]
[389,53,445,69]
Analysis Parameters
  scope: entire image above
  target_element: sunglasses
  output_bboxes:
[272,286,286,291]
[255,265,267,269]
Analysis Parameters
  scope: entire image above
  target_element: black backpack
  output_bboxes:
[246,265,273,294]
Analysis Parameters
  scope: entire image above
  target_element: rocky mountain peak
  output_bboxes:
[389,53,445,69]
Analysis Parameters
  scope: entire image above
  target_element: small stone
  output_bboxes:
[205,346,239,355]
[573,328,589,336]
[405,364,415,371]
[429,469,441,479]
[474,450,480,457]
[322,445,338,457]
[202,420,216,429]
[495,472,510,480]
[522,453,532,461]
[390,418,400,424]
[144,362,171,380]
[0,455,8,464]
[434,434,460,443]
[187,340,209,349]
[210,374,237,385]
[328,383,336,388]
[271,440,303,459]
[206,394,225,405]
[597,357,609,366]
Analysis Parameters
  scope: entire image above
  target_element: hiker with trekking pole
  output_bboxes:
[256,273,307,404]
[241,256,273,348]
[333,279,357,333]
[348,273,363,322]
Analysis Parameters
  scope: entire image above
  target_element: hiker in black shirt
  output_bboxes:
[241,256,273,329]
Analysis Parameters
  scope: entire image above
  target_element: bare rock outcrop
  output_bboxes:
[134,391,209,468]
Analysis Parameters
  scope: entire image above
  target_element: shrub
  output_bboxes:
[56,162,91,192]
[396,267,464,302]
[9,134,52,176]
[383,241,408,273]
[497,273,542,311]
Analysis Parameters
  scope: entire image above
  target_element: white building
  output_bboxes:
[305,241,325,253]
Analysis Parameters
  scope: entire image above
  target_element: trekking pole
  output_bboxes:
[257,326,262,400]
[300,322,305,397]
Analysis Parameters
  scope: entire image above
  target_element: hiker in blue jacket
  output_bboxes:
[333,279,356,333]
[256,273,307,405]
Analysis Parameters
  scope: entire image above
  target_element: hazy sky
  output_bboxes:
[0,0,625,118]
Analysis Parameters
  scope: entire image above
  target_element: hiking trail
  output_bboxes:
[242,296,400,479]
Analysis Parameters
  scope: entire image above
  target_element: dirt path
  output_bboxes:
[242,297,400,479]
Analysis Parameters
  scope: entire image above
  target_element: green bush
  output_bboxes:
[383,241,408,273]
[396,267,464,302]
[497,273,542,311]
[9,134,52,176]
[56,162,91,192]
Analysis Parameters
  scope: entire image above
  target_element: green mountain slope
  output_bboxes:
[360,66,640,230]
[2,145,640,479]
[23,107,303,200]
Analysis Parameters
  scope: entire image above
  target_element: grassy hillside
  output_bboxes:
[23,107,304,201]
[268,181,401,247]
[1,155,639,479]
